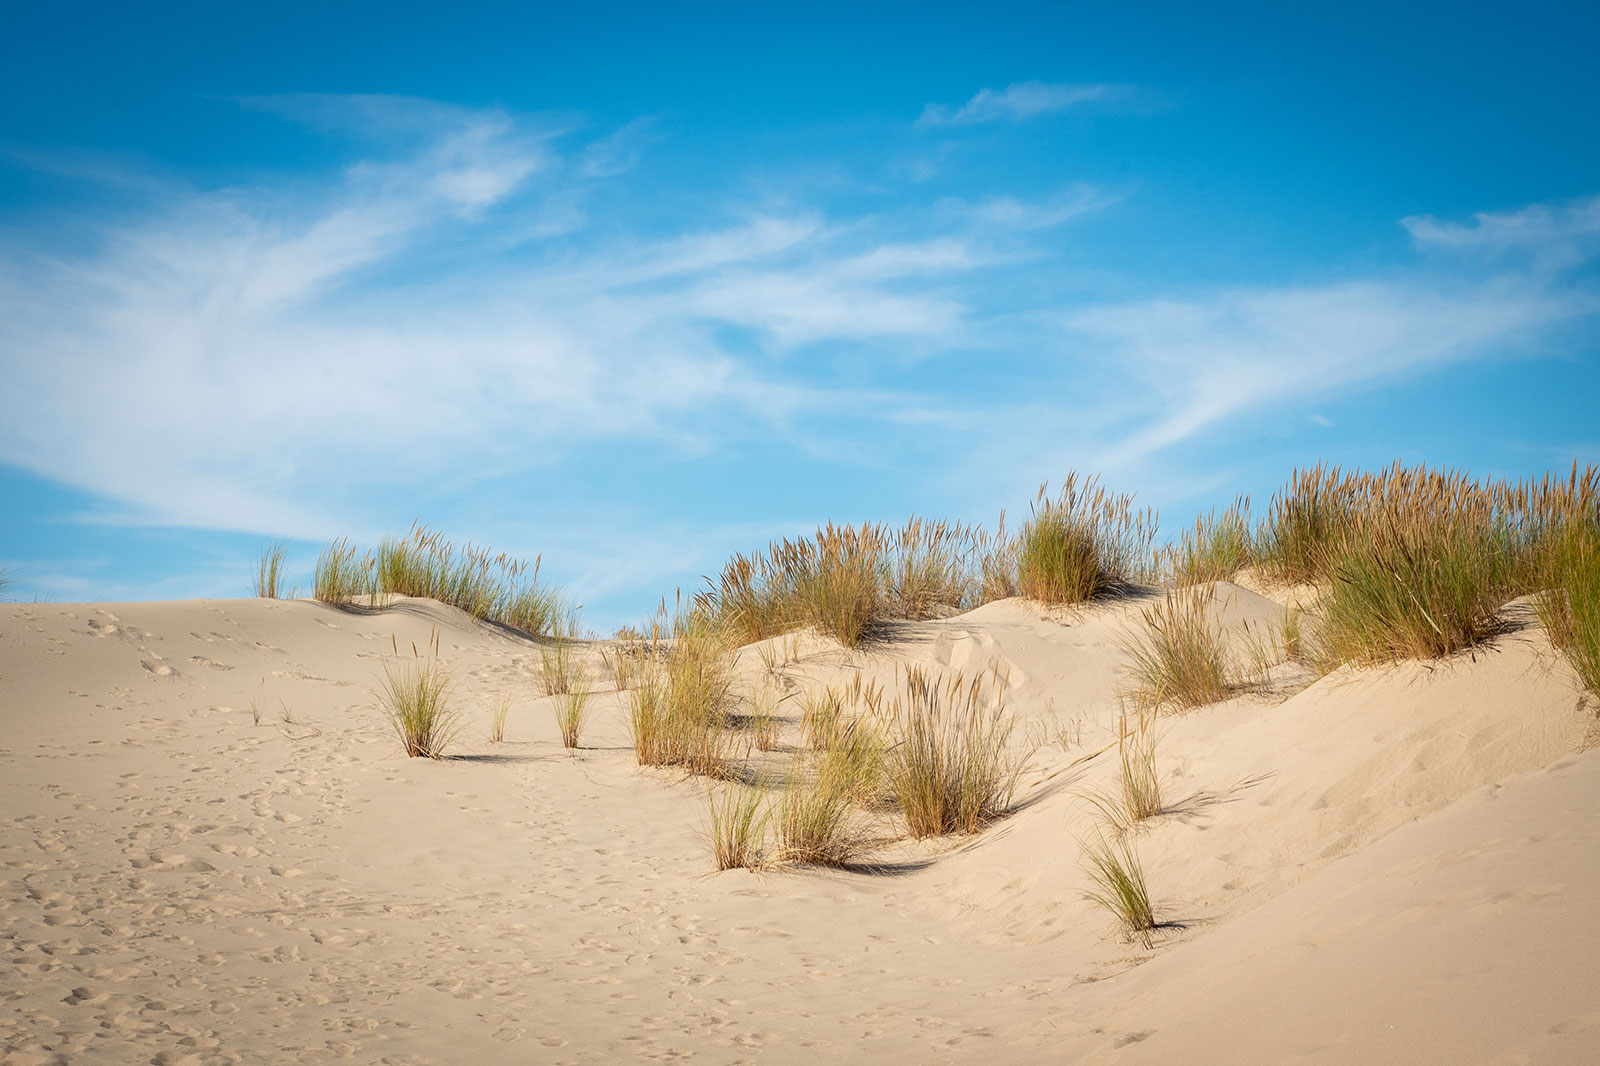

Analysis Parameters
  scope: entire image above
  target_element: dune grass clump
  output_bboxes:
[1164,497,1254,586]
[1118,585,1236,710]
[772,752,870,867]
[377,644,460,759]
[749,681,782,752]
[377,524,565,635]
[488,695,511,743]
[539,635,582,696]
[1081,829,1158,948]
[1255,464,1355,586]
[628,608,740,776]
[1538,518,1600,700]
[251,540,290,598]
[704,518,1002,649]
[1115,707,1163,823]
[704,783,770,871]
[313,523,567,636]
[881,664,1023,838]
[314,539,377,606]
[1016,474,1156,605]
[1310,509,1516,669]
[552,684,591,749]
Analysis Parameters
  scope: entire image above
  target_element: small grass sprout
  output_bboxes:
[1081,828,1159,948]
[488,694,511,743]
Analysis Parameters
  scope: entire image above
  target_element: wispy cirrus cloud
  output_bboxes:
[917,81,1115,126]
[1404,193,1600,270]
[0,97,1105,545]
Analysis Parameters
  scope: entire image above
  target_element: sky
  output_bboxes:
[2,1,1598,630]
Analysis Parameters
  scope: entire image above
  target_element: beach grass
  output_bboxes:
[1163,496,1253,586]
[251,540,289,599]
[313,523,568,636]
[552,684,591,749]
[1081,829,1158,948]
[1016,474,1155,605]
[378,653,460,759]
[704,783,769,871]
[772,755,868,867]
[882,664,1023,838]
[488,694,511,743]
[1118,585,1235,710]
[1538,517,1600,701]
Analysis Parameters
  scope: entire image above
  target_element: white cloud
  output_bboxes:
[1403,194,1600,270]
[918,81,1113,126]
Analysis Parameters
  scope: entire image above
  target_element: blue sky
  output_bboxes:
[2,1,1598,629]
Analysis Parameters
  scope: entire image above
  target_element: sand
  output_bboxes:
[1,588,1596,1064]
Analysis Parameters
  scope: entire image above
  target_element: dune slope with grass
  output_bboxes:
[1,580,1596,1064]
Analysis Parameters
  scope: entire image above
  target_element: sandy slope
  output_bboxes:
[0,590,1594,1065]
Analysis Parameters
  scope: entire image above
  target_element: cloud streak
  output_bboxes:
[918,81,1114,126]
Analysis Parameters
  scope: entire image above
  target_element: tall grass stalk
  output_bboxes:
[314,523,567,635]
[488,695,511,743]
[252,540,289,598]
[539,637,581,696]
[772,756,868,867]
[1310,514,1515,668]
[628,608,739,776]
[1117,708,1162,822]
[314,539,376,606]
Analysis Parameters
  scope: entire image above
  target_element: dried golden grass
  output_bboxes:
[1118,585,1236,710]
[881,663,1024,838]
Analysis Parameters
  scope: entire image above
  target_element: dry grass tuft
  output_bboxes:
[750,681,782,752]
[313,523,568,635]
[1016,473,1156,605]
[881,664,1024,838]
[377,636,460,759]
[1116,706,1163,822]
[552,684,591,749]
[539,636,582,696]
[628,606,740,776]
[314,539,376,606]
[704,784,770,871]
[1164,496,1253,586]
[252,540,289,598]
[1539,514,1600,701]
[1118,585,1236,710]
[772,754,869,867]
[488,695,511,743]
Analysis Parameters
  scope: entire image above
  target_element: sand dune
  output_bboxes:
[1,590,1595,1064]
